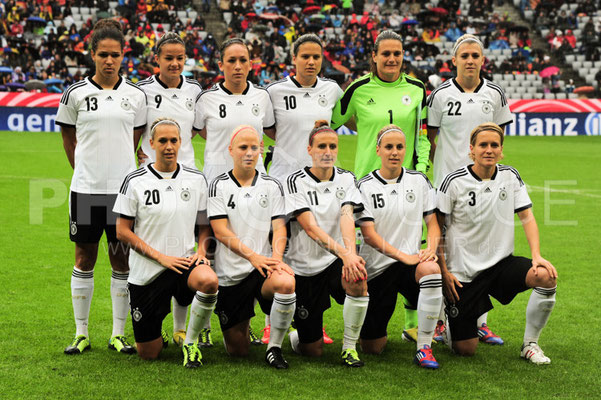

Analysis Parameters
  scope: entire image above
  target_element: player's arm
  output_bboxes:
[210,217,280,277]
[359,220,420,264]
[270,217,294,276]
[264,126,276,140]
[427,127,438,162]
[192,128,201,138]
[133,127,144,151]
[61,125,77,169]
[421,212,440,262]
[517,208,558,279]
[435,210,462,302]
[190,211,211,266]
[343,116,357,131]
[198,127,207,140]
[116,217,192,273]
[415,124,431,173]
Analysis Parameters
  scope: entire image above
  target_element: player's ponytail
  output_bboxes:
[308,120,336,146]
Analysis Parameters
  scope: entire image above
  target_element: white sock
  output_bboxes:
[477,311,488,327]
[342,294,369,351]
[185,291,218,345]
[71,266,94,337]
[172,297,188,333]
[202,318,211,330]
[288,329,300,354]
[267,293,296,350]
[524,286,556,345]
[265,314,271,326]
[110,270,129,337]
[417,274,443,349]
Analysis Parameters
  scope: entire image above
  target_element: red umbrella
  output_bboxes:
[302,5,321,14]
[539,66,560,78]
[573,86,594,94]
[259,12,294,26]
[430,7,449,15]
[245,12,258,19]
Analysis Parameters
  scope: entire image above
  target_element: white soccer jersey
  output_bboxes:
[56,76,147,194]
[284,167,364,276]
[207,170,285,287]
[427,78,513,188]
[266,76,343,181]
[194,81,275,181]
[357,168,436,280]
[138,75,202,168]
[113,163,208,286]
[437,164,532,283]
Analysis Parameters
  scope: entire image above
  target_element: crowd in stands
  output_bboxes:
[0,0,599,96]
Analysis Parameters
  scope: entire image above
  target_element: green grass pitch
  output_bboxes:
[0,131,600,399]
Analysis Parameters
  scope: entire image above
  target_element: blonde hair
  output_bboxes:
[376,124,405,146]
[469,122,504,160]
[229,125,258,145]
[453,34,484,56]
[150,117,181,139]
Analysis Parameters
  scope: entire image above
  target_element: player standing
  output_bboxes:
[436,122,557,364]
[208,125,296,369]
[357,125,443,369]
[137,31,204,348]
[57,19,146,355]
[427,34,513,343]
[285,121,369,367]
[331,29,429,342]
[114,118,218,368]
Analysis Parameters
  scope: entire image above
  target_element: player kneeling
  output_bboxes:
[114,118,218,367]
[356,125,443,369]
[209,125,296,369]
[436,122,557,364]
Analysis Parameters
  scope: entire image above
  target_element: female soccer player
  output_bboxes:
[436,122,557,364]
[137,31,204,348]
[208,125,296,369]
[357,125,443,369]
[331,29,429,340]
[195,38,275,182]
[264,33,342,344]
[114,117,218,368]
[427,34,513,343]
[284,120,369,368]
[56,19,146,355]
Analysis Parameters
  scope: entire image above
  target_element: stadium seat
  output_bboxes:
[555,93,567,99]
[177,11,187,20]
[525,74,537,81]
[524,10,534,20]
[583,61,593,69]
[533,93,544,99]
[80,6,90,14]
[492,74,503,82]
[223,12,232,25]
[544,93,556,99]
[188,11,198,20]
[568,93,578,99]
[565,54,576,64]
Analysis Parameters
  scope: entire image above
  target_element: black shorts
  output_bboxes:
[128,267,197,343]
[214,269,272,332]
[294,259,346,344]
[360,262,419,340]
[69,191,119,243]
[447,255,531,341]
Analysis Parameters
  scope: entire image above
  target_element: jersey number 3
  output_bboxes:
[468,191,476,206]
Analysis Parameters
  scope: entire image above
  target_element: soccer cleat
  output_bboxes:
[478,323,504,345]
[161,329,169,348]
[265,347,289,369]
[414,345,440,369]
[402,327,418,343]
[261,325,271,344]
[249,326,263,346]
[64,335,91,355]
[322,326,333,344]
[182,343,203,368]
[521,342,551,365]
[433,320,446,343]
[108,335,136,354]
[198,328,213,348]
[341,349,364,368]
[173,330,186,347]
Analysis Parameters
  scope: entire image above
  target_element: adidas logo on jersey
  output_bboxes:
[324,188,330,193]
[244,193,251,198]
[367,98,376,105]
[172,94,179,99]
[166,186,173,191]
[236,101,244,106]
[468,99,475,104]
[484,187,492,193]
[106,96,114,101]
[304,92,311,98]
[391,190,397,195]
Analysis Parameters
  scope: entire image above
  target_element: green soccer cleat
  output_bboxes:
[182,343,202,368]
[198,328,214,348]
[64,335,91,355]
[161,329,169,349]
[108,335,136,354]
[173,330,186,347]
[249,326,263,346]
[341,349,364,368]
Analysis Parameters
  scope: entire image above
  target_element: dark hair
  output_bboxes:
[90,19,124,52]
[308,120,336,145]
[370,30,403,75]
[291,34,323,57]
[155,31,186,56]
[219,38,250,61]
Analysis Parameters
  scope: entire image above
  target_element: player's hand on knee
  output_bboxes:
[418,248,438,263]
[532,256,558,280]
[273,261,295,276]
[158,254,191,273]
[342,254,367,282]
[188,252,211,267]
[442,271,462,302]
[249,254,279,278]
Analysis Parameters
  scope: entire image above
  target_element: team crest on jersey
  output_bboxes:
[70,222,77,235]
[132,308,142,322]
[297,306,309,320]
[258,194,269,208]
[481,101,492,114]
[181,188,191,201]
[318,95,328,107]
[499,188,507,201]
[402,95,411,105]
[121,98,132,111]
[335,187,346,199]
[251,104,260,116]
[405,190,415,203]
[185,98,194,111]
[219,311,229,325]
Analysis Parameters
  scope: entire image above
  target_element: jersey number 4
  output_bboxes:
[227,194,236,209]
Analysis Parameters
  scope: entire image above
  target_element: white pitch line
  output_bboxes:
[527,185,601,199]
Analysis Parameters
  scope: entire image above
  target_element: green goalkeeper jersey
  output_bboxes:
[331,73,430,178]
